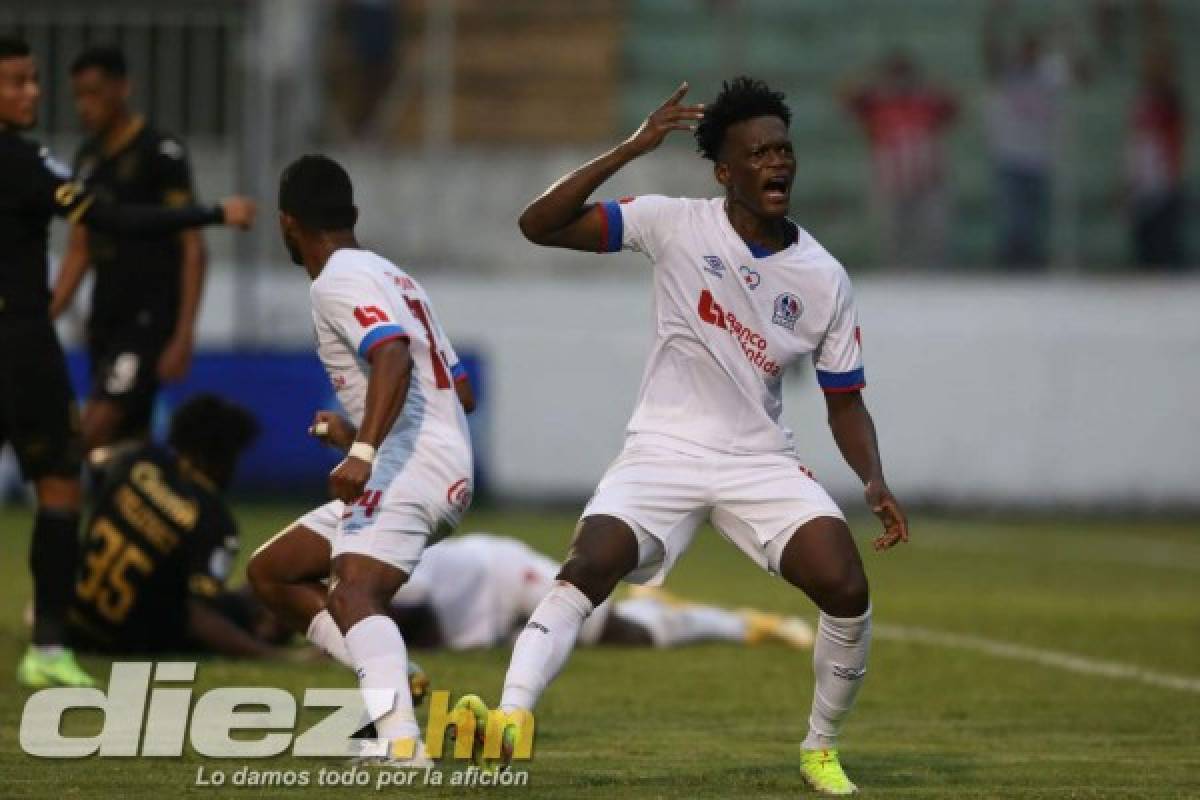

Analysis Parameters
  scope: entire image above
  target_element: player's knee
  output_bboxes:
[556,555,623,607]
[817,567,870,618]
[324,582,366,630]
[34,477,81,511]
[245,552,276,599]
[325,580,392,631]
[81,400,122,447]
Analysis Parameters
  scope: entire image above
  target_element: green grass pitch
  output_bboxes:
[1,503,1197,798]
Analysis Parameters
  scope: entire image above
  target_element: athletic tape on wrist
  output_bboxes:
[348,442,376,464]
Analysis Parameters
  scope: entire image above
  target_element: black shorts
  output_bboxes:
[0,316,83,480]
[87,324,170,438]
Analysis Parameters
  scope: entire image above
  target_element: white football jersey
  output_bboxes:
[392,534,559,649]
[597,196,865,455]
[310,248,470,464]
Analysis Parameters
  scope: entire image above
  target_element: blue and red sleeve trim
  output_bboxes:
[816,366,866,393]
[450,361,468,382]
[358,324,408,360]
[596,201,624,253]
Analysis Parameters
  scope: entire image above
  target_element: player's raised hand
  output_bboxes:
[329,456,371,503]
[624,81,705,156]
[220,196,256,230]
[866,479,909,551]
[309,410,357,451]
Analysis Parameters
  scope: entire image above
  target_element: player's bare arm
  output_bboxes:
[49,224,90,320]
[309,410,357,451]
[63,185,255,236]
[328,338,413,503]
[517,81,704,251]
[158,230,206,381]
[187,597,282,659]
[824,390,909,551]
[455,374,476,413]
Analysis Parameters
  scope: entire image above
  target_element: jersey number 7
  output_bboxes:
[404,297,452,390]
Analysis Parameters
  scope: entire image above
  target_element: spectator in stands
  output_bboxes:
[842,51,958,269]
[1126,9,1186,269]
[981,0,1082,270]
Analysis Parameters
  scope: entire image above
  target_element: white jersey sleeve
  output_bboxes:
[310,268,415,362]
[813,269,866,393]
[595,194,681,261]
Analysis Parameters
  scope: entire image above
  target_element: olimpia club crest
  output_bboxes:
[772,293,802,330]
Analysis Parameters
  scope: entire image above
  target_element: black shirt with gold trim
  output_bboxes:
[69,444,238,653]
[0,126,221,318]
[74,118,195,334]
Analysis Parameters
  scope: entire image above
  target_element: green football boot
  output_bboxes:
[800,748,858,795]
[17,646,96,689]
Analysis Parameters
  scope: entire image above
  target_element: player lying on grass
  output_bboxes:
[248,155,475,766]
[61,394,297,658]
[390,533,815,652]
[254,527,814,652]
[1,36,254,690]
[454,78,910,796]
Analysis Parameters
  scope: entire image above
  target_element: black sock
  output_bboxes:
[29,508,81,647]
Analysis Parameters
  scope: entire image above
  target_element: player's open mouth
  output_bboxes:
[762,175,790,203]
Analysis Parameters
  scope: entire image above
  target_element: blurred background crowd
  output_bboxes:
[5,0,1195,276]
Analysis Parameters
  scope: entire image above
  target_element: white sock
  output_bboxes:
[499,582,593,712]
[803,605,871,750]
[344,615,420,742]
[614,598,747,647]
[306,609,354,668]
[33,644,67,657]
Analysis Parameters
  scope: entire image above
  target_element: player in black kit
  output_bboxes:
[51,47,210,460]
[0,37,255,688]
[67,394,288,657]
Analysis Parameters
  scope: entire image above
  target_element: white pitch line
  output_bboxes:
[874,623,1200,694]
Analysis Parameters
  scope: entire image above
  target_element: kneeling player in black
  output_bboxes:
[68,394,286,658]
[52,47,210,462]
[0,37,254,687]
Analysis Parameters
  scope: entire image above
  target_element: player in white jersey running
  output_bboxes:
[248,155,474,765]
[459,78,909,795]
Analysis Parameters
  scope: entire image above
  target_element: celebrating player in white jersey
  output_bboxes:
[248,155,473,765]
[459,78,909,795]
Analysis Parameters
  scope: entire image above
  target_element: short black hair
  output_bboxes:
[168,394,259,489]
[0,36,31,61]
[694,76,791,162]
[279,154,358,231]
[70,45,127,78]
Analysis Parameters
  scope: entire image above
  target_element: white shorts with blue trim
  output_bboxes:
[581,436,845,586]
[297,451,472,575]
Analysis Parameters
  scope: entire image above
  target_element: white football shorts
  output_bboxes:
[581,435,845,586]
[296,452,472,575]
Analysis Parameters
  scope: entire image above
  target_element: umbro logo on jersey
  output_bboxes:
[739,265,761,289]
[702,256,726,278]
[772,292,802,330]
